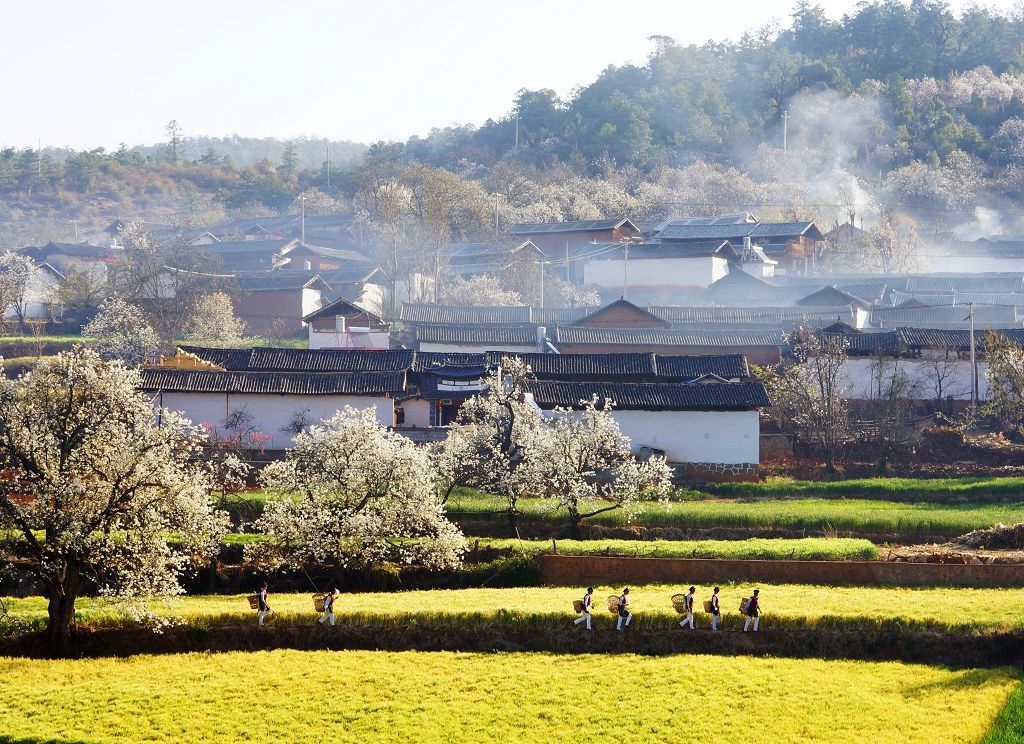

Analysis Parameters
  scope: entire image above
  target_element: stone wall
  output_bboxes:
[759,433,794,461]
[540,554,1024,588]
[679,462,759,483]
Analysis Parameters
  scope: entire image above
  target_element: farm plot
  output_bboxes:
[0,650,1015,743]
[448,494,1024,536]
[5,583,1024,634]
[476,537,880,560]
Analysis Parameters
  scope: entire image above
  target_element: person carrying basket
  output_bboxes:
[708,586,721,631]
[318,588,337,627]
[616,588,631,631]
[573,586,594,630]
[743,588,761,632]
[679,586,696,629]
[257,582,271,626]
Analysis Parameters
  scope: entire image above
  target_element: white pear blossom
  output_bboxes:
[0,349,227,650]
[251,407,465,572]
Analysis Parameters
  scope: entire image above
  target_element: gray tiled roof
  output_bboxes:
[401,303,532,325]
[650,305,854,325]
[140,369,405,396]
[508,219,636,235]
[553,326,787,347]
[414,325,538,345]
[525,380,771,411]
[905,275,1024,294]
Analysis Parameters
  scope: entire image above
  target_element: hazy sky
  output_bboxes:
[1,0,1013,150]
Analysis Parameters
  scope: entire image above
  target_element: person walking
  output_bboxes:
[709,586,721,631]
[743,589,761,632]
[257,582,271,627]
[616,588,632,631]
[318,588,337,627]
[573,586,594,630]
[679,586,696,629]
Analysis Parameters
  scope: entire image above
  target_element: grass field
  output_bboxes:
[0,650,1014,743]
[5,582,1022,634]
[449,493,1024,535]
[477,537,880,560]
[699,476,1024,503]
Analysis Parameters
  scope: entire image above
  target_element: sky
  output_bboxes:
[0,0,1015,150]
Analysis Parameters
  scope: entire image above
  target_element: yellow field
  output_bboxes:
[4,582,1021,633]
[0,650,1014,744]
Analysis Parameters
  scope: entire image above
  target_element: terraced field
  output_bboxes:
[0,650,1015,743]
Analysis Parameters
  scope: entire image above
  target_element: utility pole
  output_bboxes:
[782,110,790,153]
[623,241,630,300]
[538,259,545,307]
[968,302,977,412]
[70,219,79,242]
[326,143,331,191]
[515,115,519,151]
[300,195,306,243]
[565,240,570,283]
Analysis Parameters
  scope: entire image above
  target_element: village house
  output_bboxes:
[143,346,770,477]
[301,297,392,349]
[229,273,331,337]
[507,218,642,283]
[582,240,739,298]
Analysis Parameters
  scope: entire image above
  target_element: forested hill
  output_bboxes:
[6,1,1024,249]
[408,1,1024,171]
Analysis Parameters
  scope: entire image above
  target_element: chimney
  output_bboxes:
[536,325,547,352]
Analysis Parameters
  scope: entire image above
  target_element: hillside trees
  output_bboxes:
[0,350,227,652]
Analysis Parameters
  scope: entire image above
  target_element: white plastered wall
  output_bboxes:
[542,408,760,464]
[156,392,394,449]
[584,256,729,291]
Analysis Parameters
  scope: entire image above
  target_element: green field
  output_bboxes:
[5,583,1023,635]
[477,537,880,560]
[700,476,1024,503]
[0,650,1014,743]
[449,494,1024,535]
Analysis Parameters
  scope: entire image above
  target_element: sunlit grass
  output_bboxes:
[704,476,1024,502]
[477,537,880,560]
[5,582,1023,634]
[0,650,1014,743]
[449,494,1024,534]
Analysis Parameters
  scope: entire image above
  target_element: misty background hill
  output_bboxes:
[4,1,1024,250]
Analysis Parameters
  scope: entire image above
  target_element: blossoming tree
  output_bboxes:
[0,349,227,652]
[250,407,464,575]
[534,397,673,537]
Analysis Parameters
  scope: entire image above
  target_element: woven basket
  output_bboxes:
[573,599,585,613]
[313,594,328,613]
[739,598,750,615]
[247,594,259,610]
[607,595,620,614]
[670,593,687,614]
[703,600,714,614]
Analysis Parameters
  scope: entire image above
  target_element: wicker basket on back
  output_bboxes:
[607,595,620,615]
[313,594,328,613]
[573,599,585,613]
[703,600,714,613]
[246,594,259,610]
[671,593,688,614]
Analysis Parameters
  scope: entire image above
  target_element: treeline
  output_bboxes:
[6,1,1024,248]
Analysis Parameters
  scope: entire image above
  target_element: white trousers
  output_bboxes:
[743,616,760,632]
[573,611,592,630]
[258,609,270,625]
[680,611,694,629]
[711,613,720,631]
[616,611,631,630]
[319,610,335,626]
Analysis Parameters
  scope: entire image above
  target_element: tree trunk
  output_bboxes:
[569,513,583,540]
[43,560,82,656]
[506,508,520,539]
